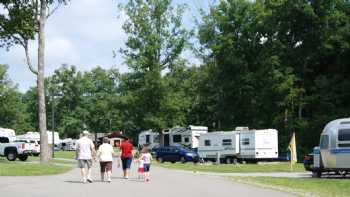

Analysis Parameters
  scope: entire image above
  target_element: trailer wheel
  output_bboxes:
[232,157,238,165]
[180,156,186,163]
[312,170,322,178]
[6,150,17,161]
[18,154,28,161]
[225,157,233,164]
[336,170,347,177]
[157,157,164,163]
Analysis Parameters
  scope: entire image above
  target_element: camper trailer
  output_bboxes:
[198,128,279,163]
[61,138,77,151]
[17,131,61,145]
[198,131,240,163]
[138,130,159,149]
[138,125,208,150]
[304,118,350,177]
[168,125,208,150]
[0,128,16,142]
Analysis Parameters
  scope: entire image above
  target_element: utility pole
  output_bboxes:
[51,95,55,158]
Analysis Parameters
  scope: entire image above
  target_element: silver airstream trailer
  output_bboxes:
[305,118,350,177]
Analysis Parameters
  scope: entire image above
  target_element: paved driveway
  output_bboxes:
[0,161,294,197]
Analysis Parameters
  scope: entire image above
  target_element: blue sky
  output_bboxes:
[0,0,213,92]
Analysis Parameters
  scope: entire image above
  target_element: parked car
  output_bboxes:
[13,139,40,156]
[0,137,33,161]
[155,145,199,163]
[303,153,314,171]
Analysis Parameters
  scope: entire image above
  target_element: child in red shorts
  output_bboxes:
[137,155,144,179]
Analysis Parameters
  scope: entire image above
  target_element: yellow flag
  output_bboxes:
[288,132,297,163]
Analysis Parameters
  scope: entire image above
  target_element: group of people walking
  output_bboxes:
[75,130,152,183]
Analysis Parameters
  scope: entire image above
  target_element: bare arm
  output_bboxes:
[75,142,79,160]
[91,142,96,160]
[111,146,116,157]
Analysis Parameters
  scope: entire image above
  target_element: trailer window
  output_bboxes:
[338,143,350,147]
[146,135,150,143]
[154,135,160,143]
[320,135,329,149]
[242,138,250,145]
[184,137,189,143]
[204,140,211,146]
[338,129,350,141]
[173,135,182,143]
[0,137,9,143]
[222,139,232,146]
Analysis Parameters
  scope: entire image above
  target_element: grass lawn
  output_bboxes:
[156,162,305,173]
[28,156,76,165]
[54,151,76,159]
[231,176,350,197]
[0,158,72,176]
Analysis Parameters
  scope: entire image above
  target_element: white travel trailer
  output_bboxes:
[60,138,77,151]
[198,128,279,163]
[168,125,208,149]
[17,131,61,145]
[138,130,160,149]
[306,118,350,177]
[138,126,208,150]
[0,128,16,142]
[46,131,61,145]
[198,131,240,163]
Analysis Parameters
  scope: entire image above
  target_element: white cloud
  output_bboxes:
[1,0,208,92]
[1,0,128,92]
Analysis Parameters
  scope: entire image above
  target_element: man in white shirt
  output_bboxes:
[75,130,95,183]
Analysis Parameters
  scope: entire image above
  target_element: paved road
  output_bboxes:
[177,170,311,178]
[0,161,294,197]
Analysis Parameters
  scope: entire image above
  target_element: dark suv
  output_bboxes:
[155,145,199,163]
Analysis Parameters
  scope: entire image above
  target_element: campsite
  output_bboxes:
[1,0,350,196]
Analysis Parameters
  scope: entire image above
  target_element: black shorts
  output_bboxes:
[143,163,151,172]
[121,157,132,170]
[100,161,112,172]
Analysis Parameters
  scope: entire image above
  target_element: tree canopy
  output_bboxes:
[1,0,350,158]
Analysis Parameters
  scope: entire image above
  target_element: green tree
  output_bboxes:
[119,0,190,132]
[45,65,124,138]
[0,64,33,133]
[0,0,69,163]
[197,0,350,156]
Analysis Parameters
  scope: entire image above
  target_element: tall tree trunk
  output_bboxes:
[38,0,49,163]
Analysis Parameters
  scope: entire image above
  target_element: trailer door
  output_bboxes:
[235,133,240,154]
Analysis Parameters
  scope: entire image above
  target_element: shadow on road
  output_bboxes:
[110,177,145,182]
[64,181,83,184]
[111,176,125,180]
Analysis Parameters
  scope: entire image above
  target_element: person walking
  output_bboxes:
[140,147,152,182]
[97,137,115,183]
[137,155,144,180]
[75,130,95,184]
[119,137,133,179]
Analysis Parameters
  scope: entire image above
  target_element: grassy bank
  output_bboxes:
[54,151,76,159]
[0,151,76,176]
[0,158,72,176]
[232,176,350,197]
[156,162,305,173]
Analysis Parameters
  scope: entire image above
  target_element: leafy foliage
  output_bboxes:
[0,64,33,133]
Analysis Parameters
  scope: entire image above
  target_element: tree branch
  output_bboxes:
[46,4,60,19]
[23,40,38,75]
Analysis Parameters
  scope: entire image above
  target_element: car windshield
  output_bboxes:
[179,146,191,152]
